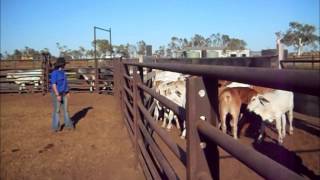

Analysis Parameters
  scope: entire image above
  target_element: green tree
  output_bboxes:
[40,48,50,54]
[79,46,86,59]
[85,49,95,58]
[92,39,111,57]
[281,21,319,56]
[226,38,247,50]
[155,46,165,57]
[13,49,22,59]
[191,34,207,47]
[210,33,224,48]
[70,50,82,59]
[4,51,12,59]
[221,35,230,48]
[168,36,182,51]
[181,38,191,48]
[209,34,246,50]
[166,48,172,57]
[115,44,129,57]
[127,43,137,57]
[56,42,72,58]
[22,46,41,60]
[137,40,146,55]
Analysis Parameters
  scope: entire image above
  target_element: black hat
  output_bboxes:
[54,57,68,67]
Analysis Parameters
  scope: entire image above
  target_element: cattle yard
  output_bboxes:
[1,56,320,180]
[0,57,115,94]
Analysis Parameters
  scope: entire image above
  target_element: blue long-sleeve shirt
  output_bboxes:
[50,69,69,94]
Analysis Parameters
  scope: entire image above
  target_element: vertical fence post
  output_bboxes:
[133,66,142,167]
[133,66,138,158]
[119,61,126,125]
[113,59,120,102]
[186,76,220,180]
[95,60,100,94]
[41,53,50,95]
[41,55,46,95]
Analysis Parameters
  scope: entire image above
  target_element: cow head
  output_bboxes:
[247,95,270,112]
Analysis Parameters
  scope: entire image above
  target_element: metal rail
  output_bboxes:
[124,61,319,97]
[115,58,315,180]
[198,120,303,180]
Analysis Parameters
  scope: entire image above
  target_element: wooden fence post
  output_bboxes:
[186,76,220,180]
[41,53,50,95]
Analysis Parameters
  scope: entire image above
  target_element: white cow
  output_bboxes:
[154,76,255,139]
[153,71,187,138]
[77,68,113,92]
[77,68,96,92]
[6,69,42,92]
[247,90,294,144]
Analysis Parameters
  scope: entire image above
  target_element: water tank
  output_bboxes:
[207,50,219,58]
[187,51,200,58]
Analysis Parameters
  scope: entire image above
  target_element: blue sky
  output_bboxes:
[1,0,319,56]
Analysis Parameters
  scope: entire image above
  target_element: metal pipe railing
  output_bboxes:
[137,111,178,180]
[197,120,303,180]
[138,102,187,166]
[124,61,320,97]
[138,83,186,119]
[118,59,317,180]
[137,139,162,180]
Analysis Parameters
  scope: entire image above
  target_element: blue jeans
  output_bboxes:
[51,92,74,131]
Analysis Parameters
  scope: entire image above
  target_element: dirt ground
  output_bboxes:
[0,93,144,180]
[217,112,320,180]
[157,111,320,180]
[1,93,319,180]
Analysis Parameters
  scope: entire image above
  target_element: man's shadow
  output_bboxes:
[71,107,93,128]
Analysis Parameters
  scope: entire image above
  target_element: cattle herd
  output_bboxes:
[5,69,43,92]
[2,67,113,93]
[152,71,294,144]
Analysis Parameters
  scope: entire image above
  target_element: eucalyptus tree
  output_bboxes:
[281,21,319,56]
[92,39,111,57]
[158,46,166,57]
[127,43,137,58]
[137,40,146,55]
[191,34,207,47]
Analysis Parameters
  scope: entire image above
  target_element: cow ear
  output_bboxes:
[258,96,270,105]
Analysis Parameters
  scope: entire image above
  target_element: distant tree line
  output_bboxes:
[1,34,247,60]
[155,33,247,57]
[277,22,319,56]
[1,21,318,60]
[1,46,50,60]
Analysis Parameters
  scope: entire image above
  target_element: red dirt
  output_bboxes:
[1,93,319,180]
[0,93,144,180]
[154,112,320,180]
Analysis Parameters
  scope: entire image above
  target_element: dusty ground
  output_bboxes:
[0,93,144,180]
[153,111,320,180]
[1,93,319,180]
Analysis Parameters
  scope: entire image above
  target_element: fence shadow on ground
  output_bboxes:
[71,106,93,128]
[293,118,320,138]
[252,141,320,179]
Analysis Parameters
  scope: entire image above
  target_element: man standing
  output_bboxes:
[50,57,74,132]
